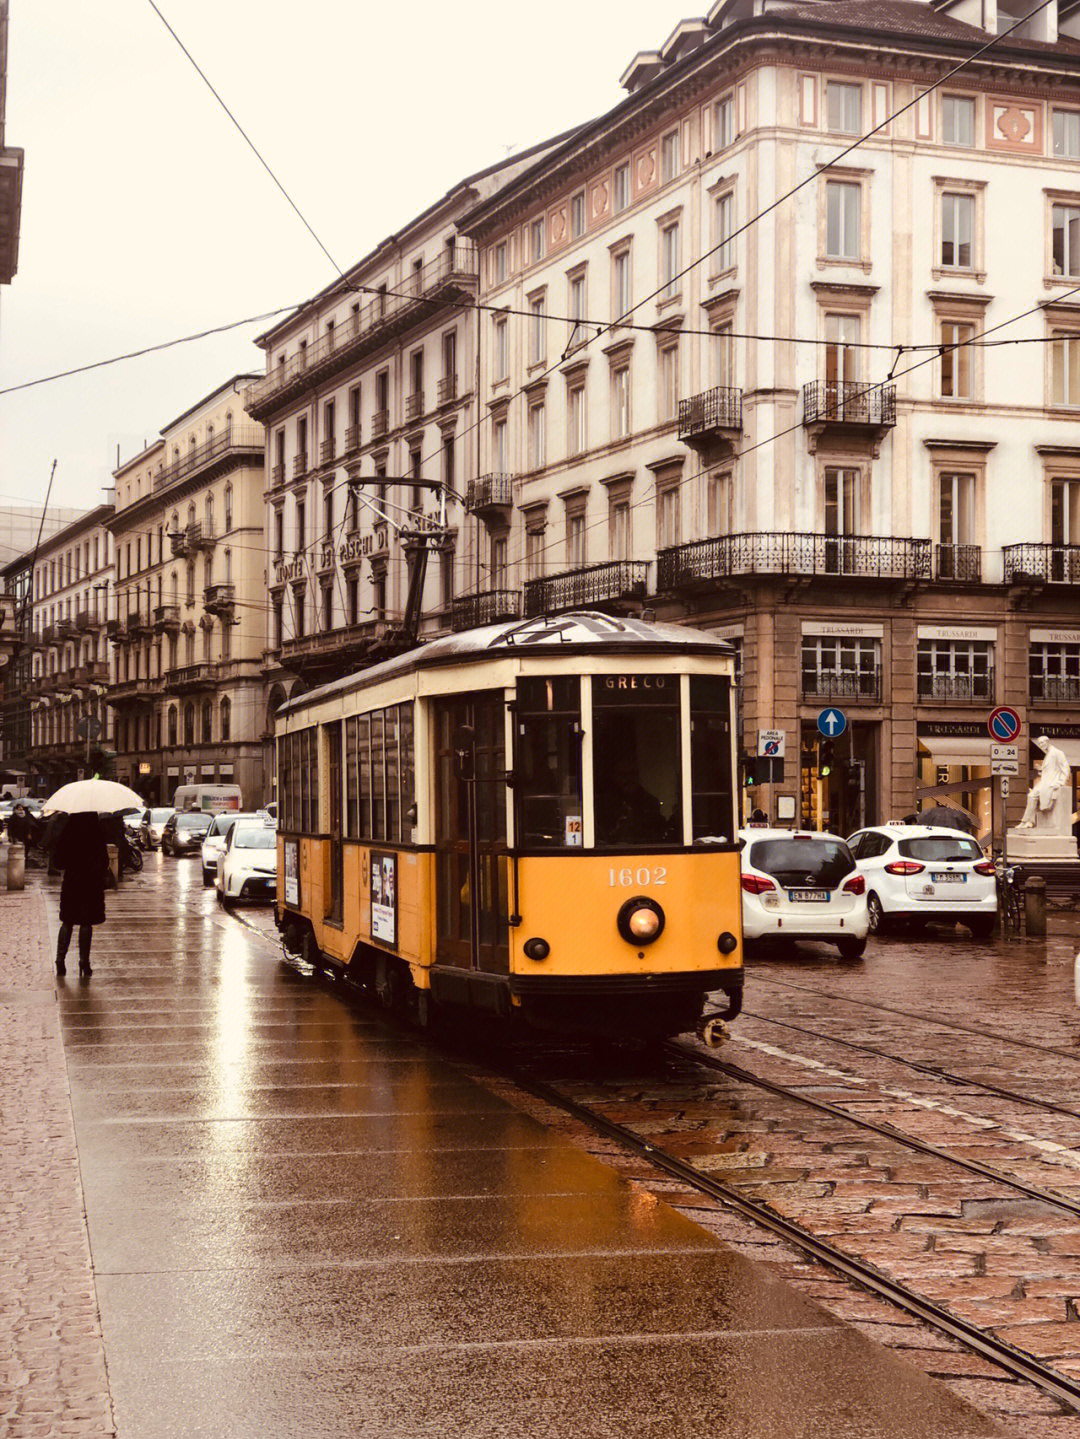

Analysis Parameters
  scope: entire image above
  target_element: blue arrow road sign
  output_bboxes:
[817,708,848,738]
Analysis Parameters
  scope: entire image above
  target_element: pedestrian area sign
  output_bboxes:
[817,708,848,738]
[757,729,786,758]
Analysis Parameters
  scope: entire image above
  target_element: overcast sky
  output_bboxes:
[2,0,699,516]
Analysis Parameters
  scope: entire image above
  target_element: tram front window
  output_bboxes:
[515,677,583,849]
[592,675,681,847]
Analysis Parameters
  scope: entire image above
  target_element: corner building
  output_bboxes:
[459,0,1080,835]
[108,379,268,805]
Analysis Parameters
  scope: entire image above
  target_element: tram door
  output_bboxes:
[434,694,509,974]
[324,721,343,924]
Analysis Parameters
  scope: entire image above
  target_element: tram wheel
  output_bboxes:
[302,928,322,975]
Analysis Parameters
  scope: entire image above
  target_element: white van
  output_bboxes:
[172,783,243,815]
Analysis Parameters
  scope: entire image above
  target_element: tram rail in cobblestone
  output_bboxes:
[510,1058,1080,1415]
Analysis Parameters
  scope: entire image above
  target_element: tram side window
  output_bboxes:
[345,703,415,844]
[515,676,583,849]
[277,736,291,829]
[277,727,319,832]
[592,675,681,847]
[690,676,735,841]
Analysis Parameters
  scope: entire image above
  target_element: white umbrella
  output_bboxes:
[43,779,145,815]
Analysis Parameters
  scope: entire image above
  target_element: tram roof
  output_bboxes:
[278,612,735,717]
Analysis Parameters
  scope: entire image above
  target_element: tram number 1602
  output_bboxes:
[609,866,667,888]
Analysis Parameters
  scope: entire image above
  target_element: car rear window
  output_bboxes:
[899,837,982,862]
[150,809,172,823]
[232,827,276,850]
[749,839,855,887]
[176,813,211,830]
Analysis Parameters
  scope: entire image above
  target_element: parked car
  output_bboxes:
[139,807,175,850]
[201,811,265,886]
[739,827,868,960]
[847,823,997,939]
[161,810,213,857]
[216,820,277,907]
[121,808,145,838]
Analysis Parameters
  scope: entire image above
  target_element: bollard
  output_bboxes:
[7,841,24,891]
[1024,875,1047,938]
[106,843,119,889]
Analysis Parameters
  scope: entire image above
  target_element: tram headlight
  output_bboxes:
[617,897,665,946]
[717,932,738,954]
[523,937,550,962]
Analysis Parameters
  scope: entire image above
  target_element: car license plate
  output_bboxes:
[930,872,965,883]
[788,891,829,902]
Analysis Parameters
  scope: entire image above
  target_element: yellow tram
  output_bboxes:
[274,611,743,1039]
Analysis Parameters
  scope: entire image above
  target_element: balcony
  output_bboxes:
[153,603,181,633]
[1004,543,1080,585]
[677,386,743,444]
[107,676,163,704]
[56,618,78,640]
[1030,675,1080,704]
[203,583,236,616]
[41,624,59,645]
[802,669,882,704]
[153,427,263,493]
[524,560,649,617]
[166,663,216,693]
[465,474,514,518]
[405,391,425,422]
[293,453,308,480]
[277,621,386,679]
[657,533,931,589]
[372,409,389,439]
[125,611,150,637]
[270,463,286,490]
[802,381,897,435]
[104,618,123,640]
[343,425,361,455]
[451,590,522,632]
[244,245,479,420]
[935,544,982,582]
[917,671,995,705]
[74,609,102,633]
[72,662,110,688]
[320,438,336,466]
[438,373,458,406]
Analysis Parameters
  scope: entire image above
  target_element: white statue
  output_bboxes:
[1018,736,1072,834]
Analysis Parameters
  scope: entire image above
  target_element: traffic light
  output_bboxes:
[819,740,835,777]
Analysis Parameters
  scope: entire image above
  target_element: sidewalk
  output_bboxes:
[1,891,114,1438]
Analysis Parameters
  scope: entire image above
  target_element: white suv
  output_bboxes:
[847,824,997,939]
[740,828,869,960]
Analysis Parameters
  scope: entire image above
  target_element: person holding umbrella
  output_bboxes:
[43,778,144,978]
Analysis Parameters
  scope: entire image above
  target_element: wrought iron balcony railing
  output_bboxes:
[293,453,308,479]
[1030,674,1080,703]
[270,463,285,490]
[917,670,995,704]
[935,544,982,582]
[802,670,882,703]
[405,391,425,422]
[74,610,102,632]
[657,532,931,589]
[677,386,743,441]
[372,409,389,439]
[320,438,336,465]
[1004,543,1080,584]
[343,425,361,455]
[438,373,458,406]
[524,560,649,617]
[465,474,514,514]
[451,589,522,632]
[803,381,897,428]
[153,427,263,492]
[244,245,478,418]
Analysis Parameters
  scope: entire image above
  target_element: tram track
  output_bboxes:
[507,1049,1080,1417]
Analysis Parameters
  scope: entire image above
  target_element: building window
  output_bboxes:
[660,220,681,298]
[570,191,586,239]
[273,508,284,559]
[613,162,630,214]
[567,383,586,457]
[1051,333,1080,406]
[611,366,630,440]
[707,470,732,534]
[224,483,233,531]
[493,241,507,284]
[525,524,545,581]
[715,191,735,271]
[1053,109,1080,159]
[917,639,993,702]
[826,81,862,134]
[938,472,976,562]
[612,248,631,319]
[825,312,860,384]
[443,433,455,491]
[1053,203,1080,278]
[824,466,860,536]
[1051,477,1080,551]
[184,703,195,746]
[657,484,680,549]
[322,583,333,632]
[528,293,546,364]
[168,705,178,746]
[941,95,976,147]
[714,94,735,149]
[609,496,631,561]
[826,181,861,260]
[531,217,545,262]
[802,636,881,700]
[272,597,283,651]
[220,696,231,742]
[201,700,213,744]
[940,321,974,398]
[941,192,974,269]
[659,344,679,422]
[491,534,508,588]
[295,498,306,552]
[493,315,508,380]
[566,509,586,568]
[492,418,508,473]
[1030,642,1080,702]
[527,401,546,470]
[660,129,679,183]
[568,270,586,335]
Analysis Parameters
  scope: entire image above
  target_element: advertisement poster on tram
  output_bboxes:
[283,840,300,907]
[371,851,397,947]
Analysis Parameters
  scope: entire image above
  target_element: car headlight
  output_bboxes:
[617,897,665,945]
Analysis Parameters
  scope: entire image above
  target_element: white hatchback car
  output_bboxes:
[847,824,997,939]
[200,811,263,886]
[740,828,869,960]
[216,821,278,907]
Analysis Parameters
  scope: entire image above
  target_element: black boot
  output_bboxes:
[56,924,71,975]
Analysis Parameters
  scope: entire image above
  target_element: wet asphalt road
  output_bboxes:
[45,855,1004,1438]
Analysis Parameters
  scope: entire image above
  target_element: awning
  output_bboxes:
[918,736,992,767]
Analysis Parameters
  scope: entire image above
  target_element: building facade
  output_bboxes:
[458,0,1080,836]
[108,380,267,806]
[24,505,115,791]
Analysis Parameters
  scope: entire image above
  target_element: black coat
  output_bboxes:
[53,814,109,926]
